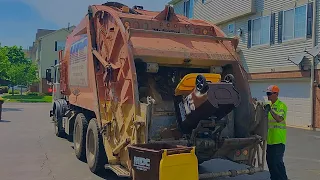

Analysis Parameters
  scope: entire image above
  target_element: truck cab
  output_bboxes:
[46,54,63,102]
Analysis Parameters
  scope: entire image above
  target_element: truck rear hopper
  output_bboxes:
[47,2,268,179]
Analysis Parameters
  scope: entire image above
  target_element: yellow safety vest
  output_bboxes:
[267,99,287,145]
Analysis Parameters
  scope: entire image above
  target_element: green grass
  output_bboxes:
[2,94,52,103]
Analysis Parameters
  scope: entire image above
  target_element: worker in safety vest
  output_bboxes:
[264,85,288,180]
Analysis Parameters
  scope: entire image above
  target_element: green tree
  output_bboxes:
[24,63,39,86]
[0,44,39,95]
[0,47,10,79]
[3,45,29,64]
[7,63,39,95]
[7,63,24,95]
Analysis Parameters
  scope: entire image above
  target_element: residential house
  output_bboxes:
[30,27,74,93]
[169,0,320,129]
[30,29,56,62]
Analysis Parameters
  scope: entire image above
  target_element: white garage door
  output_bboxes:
[249,79,311,128]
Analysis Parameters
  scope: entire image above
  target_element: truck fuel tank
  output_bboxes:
[174,74,241,134]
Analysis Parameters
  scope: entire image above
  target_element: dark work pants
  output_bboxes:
[267,144,288,180]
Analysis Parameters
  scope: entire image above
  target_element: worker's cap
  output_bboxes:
[265,85,280,93]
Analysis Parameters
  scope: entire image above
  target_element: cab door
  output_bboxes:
[53,63,62,101]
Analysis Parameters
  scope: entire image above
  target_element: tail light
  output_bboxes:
[243,149,248,156]
[235,150,241,157]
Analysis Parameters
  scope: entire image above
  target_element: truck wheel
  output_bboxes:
[54,109,65,138]
[54,117,65,138]
[73,113,88,161]
[86,118,107,173]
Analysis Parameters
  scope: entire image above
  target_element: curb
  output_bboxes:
[287,125,320,131]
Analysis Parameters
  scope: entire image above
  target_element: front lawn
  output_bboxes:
[2,94,52,103]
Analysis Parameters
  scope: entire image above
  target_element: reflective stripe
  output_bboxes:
[268,124,287,129]
[268,119,286,124]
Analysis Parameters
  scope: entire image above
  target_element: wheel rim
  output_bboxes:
[87,129,95,162]
[74,123,80,150]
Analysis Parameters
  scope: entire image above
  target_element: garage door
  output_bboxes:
[249,79,311,128]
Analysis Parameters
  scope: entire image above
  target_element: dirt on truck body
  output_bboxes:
[48,2,267,179]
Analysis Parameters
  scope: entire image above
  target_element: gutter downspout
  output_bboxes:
[310,0,316,129]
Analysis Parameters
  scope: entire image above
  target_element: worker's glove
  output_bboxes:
[264,104,271,112]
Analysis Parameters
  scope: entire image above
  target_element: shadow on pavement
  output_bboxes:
[2,108,23,112]
[0,119,11,123]
[95,170,131,180]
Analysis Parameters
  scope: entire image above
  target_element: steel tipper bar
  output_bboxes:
[128,28,237,41]
[199,167,264,179]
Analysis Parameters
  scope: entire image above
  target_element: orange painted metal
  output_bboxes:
[58,3,247,168]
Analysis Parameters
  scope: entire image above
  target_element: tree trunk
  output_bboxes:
[20,86,22,95]
[11,86,14,96]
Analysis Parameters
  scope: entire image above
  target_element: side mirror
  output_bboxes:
[46,69,52,82]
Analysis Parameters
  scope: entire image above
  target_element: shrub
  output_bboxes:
[38,92,52,96]
[8,89,20,94]
[45,92,52,96]
[26,92,39,96]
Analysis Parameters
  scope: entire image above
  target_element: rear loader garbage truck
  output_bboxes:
[47,2,268,180]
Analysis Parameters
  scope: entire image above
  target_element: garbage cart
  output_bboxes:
[128,143,199,180]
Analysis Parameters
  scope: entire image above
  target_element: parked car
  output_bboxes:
[7,85,28,94]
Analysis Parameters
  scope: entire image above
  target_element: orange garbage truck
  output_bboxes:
[47,2,267,179]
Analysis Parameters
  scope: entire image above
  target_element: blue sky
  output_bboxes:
[0,0,170,49]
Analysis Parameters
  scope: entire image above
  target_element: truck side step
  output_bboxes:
[104,164,131,177]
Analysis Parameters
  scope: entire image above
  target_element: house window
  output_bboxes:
[55,41,66,51]
[227,23,235,35]
[283,5,307,41]
[251,16,271,46]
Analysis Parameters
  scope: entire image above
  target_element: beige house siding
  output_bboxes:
[191,0,317,74]
[172,1,185,15]
[38,29,70,78]
[193,0,255,25]
[33,28,73,93]
[316,0,320,45]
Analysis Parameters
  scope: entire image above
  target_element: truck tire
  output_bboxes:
[86,118,107,173]
[54,117,65,138]
[54,109,65,138]
[73,113,88,161]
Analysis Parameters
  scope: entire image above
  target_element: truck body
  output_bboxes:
[48,2,267,179]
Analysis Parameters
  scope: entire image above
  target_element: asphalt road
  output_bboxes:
[0,103,319,180]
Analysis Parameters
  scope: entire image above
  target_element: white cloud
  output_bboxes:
[22,0,171,27]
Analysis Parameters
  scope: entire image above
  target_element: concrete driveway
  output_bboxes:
[0,103,319,180]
